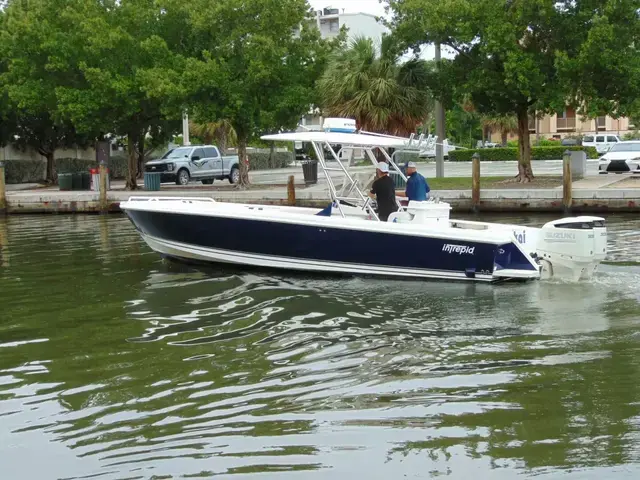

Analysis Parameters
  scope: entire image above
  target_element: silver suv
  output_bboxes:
[145,145,241,185]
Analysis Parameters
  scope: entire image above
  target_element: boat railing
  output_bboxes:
[125,196,216,203]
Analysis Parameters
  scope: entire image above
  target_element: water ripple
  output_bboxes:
[2,214,640,479]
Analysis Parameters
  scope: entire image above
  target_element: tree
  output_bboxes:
[319,35,434,136]
[387,0,640,182]
[482,115,518,146]
[47,0,186,190]
[189,119,237,154]
[0,0,94,182]
[183,0,341,187]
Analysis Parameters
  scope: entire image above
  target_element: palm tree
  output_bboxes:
[188,119,237,153]
[318,35,434,136]
[481,114,518,146]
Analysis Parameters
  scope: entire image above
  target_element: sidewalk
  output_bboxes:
[6,175,640,214]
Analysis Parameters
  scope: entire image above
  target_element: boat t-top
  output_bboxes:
[120,118,607,283]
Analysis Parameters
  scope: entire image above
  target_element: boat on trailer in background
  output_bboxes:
[120,118,607,283]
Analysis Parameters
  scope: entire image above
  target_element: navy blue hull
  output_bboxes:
[125,210,508,278]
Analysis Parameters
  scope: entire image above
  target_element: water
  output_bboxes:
[1,214,640,479]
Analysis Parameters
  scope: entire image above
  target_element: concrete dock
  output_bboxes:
[4,161,640,214]
[6,181,640,213]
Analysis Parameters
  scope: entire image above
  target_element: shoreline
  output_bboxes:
[4,187,640,214]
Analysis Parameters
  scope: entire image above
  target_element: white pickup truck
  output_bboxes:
[145,145,240,185]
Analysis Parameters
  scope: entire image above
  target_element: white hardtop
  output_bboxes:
[261,131,415,149]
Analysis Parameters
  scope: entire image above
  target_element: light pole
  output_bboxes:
[435,43,446,178]
[182,111,190,146]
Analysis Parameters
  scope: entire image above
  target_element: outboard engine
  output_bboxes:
[535,217,604,281]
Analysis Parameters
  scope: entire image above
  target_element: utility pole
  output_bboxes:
[435,43,445,178]
[182,111,190,146]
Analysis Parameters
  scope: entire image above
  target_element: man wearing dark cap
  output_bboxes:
[397,161,430,202]
[368,162,398,221]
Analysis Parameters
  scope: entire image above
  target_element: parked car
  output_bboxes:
[560,137,580,146]
[145,145,240,185]
[582,134,620,154]
[598,141,640,174]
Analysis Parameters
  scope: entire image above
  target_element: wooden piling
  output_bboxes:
[96,141,110,213]
[99,163,108,213]
[287,175,296,206]
[471,153,480,210]
[0,161,6,215]
[562,150,572,212]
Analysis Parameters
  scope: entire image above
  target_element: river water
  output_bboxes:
[1,213,640,479]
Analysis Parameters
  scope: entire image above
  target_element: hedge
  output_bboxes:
[448,146,599,162]
[2,156,130,184]
[2,151,293,184]
[247,151,293,170]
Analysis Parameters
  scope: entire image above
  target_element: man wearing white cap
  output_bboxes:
[397,161,430,202]
[368,162,398,221]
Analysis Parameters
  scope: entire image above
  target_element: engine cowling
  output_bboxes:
[535,217,605,281]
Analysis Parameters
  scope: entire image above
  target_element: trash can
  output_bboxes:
[81,171,91,190]
[71,172,83,191]
[90,167,110,191]
[59,173,73,191]
[144,172,161,191]
[302,160,318,185]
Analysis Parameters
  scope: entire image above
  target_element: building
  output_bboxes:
[298,7,389,133]
[491,108,636,144]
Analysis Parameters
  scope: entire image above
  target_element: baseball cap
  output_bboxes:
[376,162,389,173]
[406,161,417,168]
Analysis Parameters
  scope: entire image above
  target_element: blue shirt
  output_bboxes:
[405,171,430,201]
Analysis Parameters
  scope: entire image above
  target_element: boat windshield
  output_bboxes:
[608,143,640,152]
[161,147,193,159]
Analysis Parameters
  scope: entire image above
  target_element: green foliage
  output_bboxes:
[535,138,562,147]
[2,156,130,184]
[0,0,95,181]
[319,35,434,136]
[623,131,640,141]
[387,0,640,174]
[3,160,46,184]
[445,104,482,148]
[247,152,293,170]
[449,146,598,162]
[181,0,340,185]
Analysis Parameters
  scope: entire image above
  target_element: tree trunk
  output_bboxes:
[45,152,55,184]
[126,131,139,190]
[237,136,250,188]
[268,141,275,169]
[217,132,227,155]
[136,134,145,179]
[501,129,508,146]
[516,108,534,183]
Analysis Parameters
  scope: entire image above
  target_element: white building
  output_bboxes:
[299,6,389,133]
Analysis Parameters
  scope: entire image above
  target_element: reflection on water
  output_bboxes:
[1,213,640,479]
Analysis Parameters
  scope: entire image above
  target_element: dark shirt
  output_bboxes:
[370,174,398,221]
[405,171,430,201]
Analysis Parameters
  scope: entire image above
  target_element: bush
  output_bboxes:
[248,151,293,170]
[108,155,129,179]
[2,155,134,184]
[449,146,598,162]
[55,158,95,174]
[3,159,45,184]
[534,138,562,147]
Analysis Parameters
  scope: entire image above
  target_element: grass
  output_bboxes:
[424,175,563,190]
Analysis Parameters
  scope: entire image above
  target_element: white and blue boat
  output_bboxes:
[120,119,607,283]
